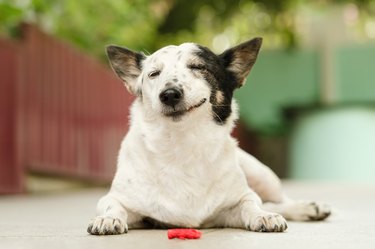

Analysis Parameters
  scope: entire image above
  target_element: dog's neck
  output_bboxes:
[128,99,238,163]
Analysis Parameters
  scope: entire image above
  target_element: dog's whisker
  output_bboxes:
[143,49,151,56]
[211,104,231,107]
[212,110,224,124]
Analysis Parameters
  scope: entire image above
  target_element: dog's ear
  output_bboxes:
[219,37,262,88]
[106,45,146,95]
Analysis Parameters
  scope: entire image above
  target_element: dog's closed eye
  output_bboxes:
[188,64,206,71]
[148,70,161,78]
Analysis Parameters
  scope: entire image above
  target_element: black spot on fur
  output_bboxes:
[137,90,142,100]
[194,45,238,125]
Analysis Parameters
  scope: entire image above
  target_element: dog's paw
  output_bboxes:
[303,201,331,221]
[87,216,128,235]
[247,212,288,232]
[288,201,331,221]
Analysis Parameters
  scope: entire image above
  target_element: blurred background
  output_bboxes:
[1,0,375,194]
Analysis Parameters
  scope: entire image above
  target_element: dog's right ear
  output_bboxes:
[106,45,146,95]
[219,37,262,88]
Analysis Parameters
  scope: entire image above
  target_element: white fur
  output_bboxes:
[87,43,331,235]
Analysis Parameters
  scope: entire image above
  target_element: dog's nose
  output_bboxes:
[159,88,183,107]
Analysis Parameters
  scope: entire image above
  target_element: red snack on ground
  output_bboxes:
[167,229,202,240]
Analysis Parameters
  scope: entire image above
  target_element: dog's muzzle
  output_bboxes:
[163,98,207,118]
[159,88,183,107]
[159,87,206,119]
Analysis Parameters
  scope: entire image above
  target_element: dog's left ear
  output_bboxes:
[106,45,146,95]
[219,37,262,88]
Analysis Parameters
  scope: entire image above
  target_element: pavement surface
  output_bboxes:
[1,181,374,249]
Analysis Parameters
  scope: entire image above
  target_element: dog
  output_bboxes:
[87,38,331,235]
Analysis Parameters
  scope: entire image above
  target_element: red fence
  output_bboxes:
[0,39,23,193]
[0,24,133,193]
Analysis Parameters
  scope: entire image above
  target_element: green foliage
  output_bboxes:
[0,1,25,36]
[1,0,374,59]
[55,0,162,54]
[0,0,163,58]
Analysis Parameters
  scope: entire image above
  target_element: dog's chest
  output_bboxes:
[126,160,228,227]
[119,130,238,227]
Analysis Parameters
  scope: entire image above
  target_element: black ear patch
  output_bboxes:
[194,38,262,125]
[106,45,146,95]
[219,37,262,87]
[194,45,238,125]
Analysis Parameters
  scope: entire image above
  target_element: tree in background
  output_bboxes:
[0,0,165,57]
[1,0,375,59]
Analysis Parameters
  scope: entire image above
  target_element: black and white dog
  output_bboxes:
[87,38,331,235]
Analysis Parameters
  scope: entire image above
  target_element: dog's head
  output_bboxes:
[106,38,262,124]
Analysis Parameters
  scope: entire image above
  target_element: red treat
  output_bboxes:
[167,229,202,240]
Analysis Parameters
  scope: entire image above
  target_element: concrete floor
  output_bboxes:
[1,181,374,249]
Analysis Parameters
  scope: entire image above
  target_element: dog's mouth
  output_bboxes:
[164,98,207,117]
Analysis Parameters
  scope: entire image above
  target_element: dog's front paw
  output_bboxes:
[87,216,128,235]
[247,212,288,232]
[301,201,331,221]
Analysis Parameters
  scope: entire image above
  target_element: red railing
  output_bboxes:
[0,38,23,193]
[0,24,133,193]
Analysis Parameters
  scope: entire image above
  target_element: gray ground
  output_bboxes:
[1,181,374,249]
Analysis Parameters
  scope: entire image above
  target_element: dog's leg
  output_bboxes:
[237,148,285,203]
[213,191,288,232]
[237,148,331,221]
[262,199,331,221]
[87,194,143,235]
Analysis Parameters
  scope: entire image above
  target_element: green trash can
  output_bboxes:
[289,106,375,183]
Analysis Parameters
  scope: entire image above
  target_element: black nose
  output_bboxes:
[159,88,183,107]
